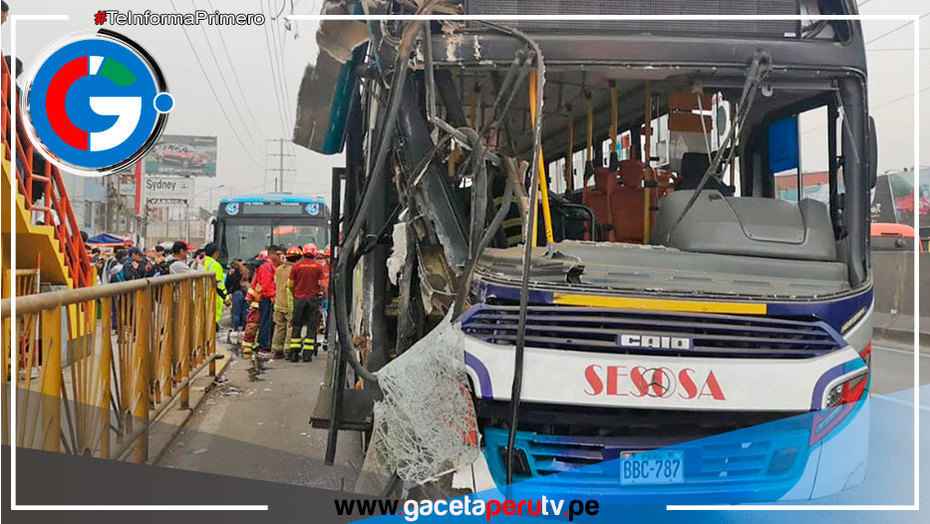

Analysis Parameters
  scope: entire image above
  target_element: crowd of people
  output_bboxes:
[89,240,331,364]
[90,240,218,283]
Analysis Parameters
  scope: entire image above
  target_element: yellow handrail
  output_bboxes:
[528,69,554,246]
[2,271,217,462]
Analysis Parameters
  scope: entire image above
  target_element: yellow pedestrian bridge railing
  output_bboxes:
[1,272,217,462]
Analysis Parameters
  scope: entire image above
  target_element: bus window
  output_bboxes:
[273,222,329,250]
[769,115,800,201]
[800,106,829,205]
[224,223,273,261]
[773,105,831,205]
[572,149,585,190]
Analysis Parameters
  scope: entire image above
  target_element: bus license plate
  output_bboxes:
[619,450,684,485]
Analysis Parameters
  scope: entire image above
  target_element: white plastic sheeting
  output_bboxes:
[386,221,408,286]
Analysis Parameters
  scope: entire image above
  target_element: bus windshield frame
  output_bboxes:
[215,204,329,263]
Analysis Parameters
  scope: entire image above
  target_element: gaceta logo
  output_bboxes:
[22,30,172,176]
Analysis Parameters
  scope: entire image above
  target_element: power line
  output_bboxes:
[267,0,293,132]
[206,0,267,136]
[871,85,930,111]
[865,12,930,45]
[867,47,930,52]
[271,0,287,18]
[266,138,298,192]
[191,0,263,147]
[261,0,289,139]
[260,0,291,142]
[169,0,263,168]
[802,85,930,135]
[269,1,295,140]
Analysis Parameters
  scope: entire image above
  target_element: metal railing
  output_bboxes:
[1,272,217,462]
[2,53,93,288]
[4,268,40,298]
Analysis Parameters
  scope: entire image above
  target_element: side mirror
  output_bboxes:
[868,116,878,189]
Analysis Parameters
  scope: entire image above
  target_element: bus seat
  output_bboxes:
[676,152,733,195]
[651,190,837,261]
[610,160,648,243]
[582,167,617,241]
[619,159,647,187]
[654,168,675,200]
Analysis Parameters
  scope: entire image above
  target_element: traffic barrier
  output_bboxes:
[1,272,217,462]
[870,251,929,342]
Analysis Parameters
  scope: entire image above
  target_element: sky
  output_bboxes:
[1,0,928,212]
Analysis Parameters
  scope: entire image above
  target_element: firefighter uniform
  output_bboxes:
[271,253,297,357]
[241,258,275,353]
[288,250,324,362]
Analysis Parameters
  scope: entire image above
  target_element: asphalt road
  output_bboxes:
[869,339,930,396]
[156,342,364,490]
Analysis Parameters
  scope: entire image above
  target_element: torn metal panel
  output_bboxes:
[394,79,469,272]
[395,220,426,354]
[293,2,368,153]
[294,52,358,153]
[317,3,370,63]
[415,243,457,316]
[386,220,409,286]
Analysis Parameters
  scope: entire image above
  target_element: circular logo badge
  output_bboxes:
[306,202,321,216]
[22,32,172,176]
[225,202,240,216]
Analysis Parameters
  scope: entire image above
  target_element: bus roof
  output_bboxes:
[219,193,326,205]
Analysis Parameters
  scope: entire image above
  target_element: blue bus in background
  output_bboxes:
[214,193,330,264]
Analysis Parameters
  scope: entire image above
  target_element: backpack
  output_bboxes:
[157,258,173,276]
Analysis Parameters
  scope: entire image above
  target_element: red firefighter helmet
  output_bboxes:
[285,246,302,259]
[302,243,318,256]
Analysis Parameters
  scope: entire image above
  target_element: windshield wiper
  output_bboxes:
[664,51,773,242]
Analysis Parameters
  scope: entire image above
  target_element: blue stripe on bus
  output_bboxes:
[219,194,327,204]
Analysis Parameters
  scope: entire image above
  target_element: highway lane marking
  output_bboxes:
[872,394,930,412]
[872,345,930,358]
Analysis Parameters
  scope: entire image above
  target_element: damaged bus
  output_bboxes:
[298,0,875,502]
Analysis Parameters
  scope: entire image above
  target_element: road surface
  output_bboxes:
[156,339,363,490]
[870,339,930,396]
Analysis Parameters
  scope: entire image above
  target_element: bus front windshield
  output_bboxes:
[223,219,328,261]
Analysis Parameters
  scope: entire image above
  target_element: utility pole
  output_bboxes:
[265,138,297,192]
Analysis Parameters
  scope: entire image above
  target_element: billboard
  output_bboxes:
[144,134,217,177]
[144,176,195,205]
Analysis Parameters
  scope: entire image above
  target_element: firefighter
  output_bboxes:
[241,247,281,356]
[288,243,325,362]
[271,246,301,358]
[239,250,267,355]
